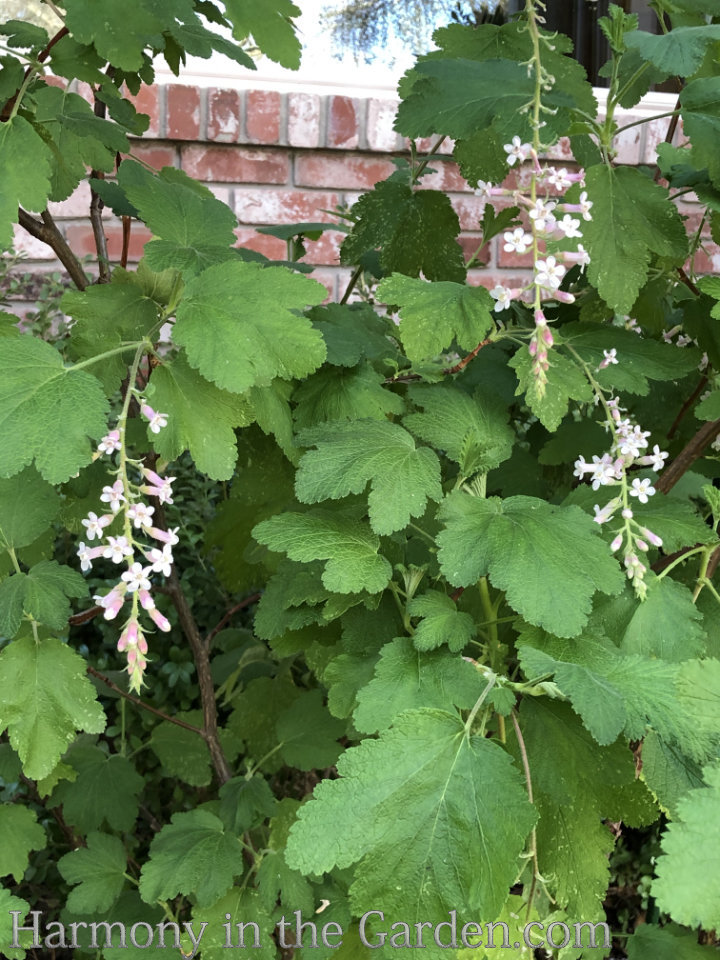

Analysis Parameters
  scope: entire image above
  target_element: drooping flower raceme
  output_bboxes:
[574,373,668,599]
[78,397,176,693]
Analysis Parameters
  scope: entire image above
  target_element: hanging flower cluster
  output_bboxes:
[477,142,591,396]
[77,401,175,692]
[573,377,668,599]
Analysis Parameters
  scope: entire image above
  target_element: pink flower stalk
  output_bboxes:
[77,542,105,572]
[140,470,176,505]
[140,404,168,434]
[147,526,180,546]
[117,618,139,653]
[94,584,127,620]
[138,588,155,611]
[148,607,171,632]
[641,527,663,548]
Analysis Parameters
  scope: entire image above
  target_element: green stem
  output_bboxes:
[657,544,711,580]
[478,576,501,671]
[407,522,436,547]
[244,741,285,779]
[614,110,678,137]
[412,135,447,184]
[8,68,38,120]
[464,673,497,736]
[612,61,651,110]
[67,342,146,372]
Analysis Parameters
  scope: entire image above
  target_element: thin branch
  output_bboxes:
[656,418,720,495]
[653,95,681,183]
[90,176,110,282]
[340,264,363,305]
[121,216,132,269]
[677,265,701,297]
[152,501,232,785]
[667,374,708,440]
[18,207,88,290]
[511,709,540,923]
[205,593,261,650]
[87,665,205,735]
[384,338,492,384]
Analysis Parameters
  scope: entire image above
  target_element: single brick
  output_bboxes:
[366,98,400,152]
[418,160,471,193]
[451,195,488,231]
[327,96,359,149]
[299,229,343,266]
[126,142,177,170]
[287,93,322,148]
[246,90,282,144]
[235,189,341,225]
[294,154,395,190]
[47,180,94,219]
[126,84,161,137]
[207,88,241,142]
[181,145,289,184]
[64,224,153,261]
[235,227,287,260]
[166,84,201,140]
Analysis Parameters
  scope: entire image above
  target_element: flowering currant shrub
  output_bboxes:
[2,1,720,957]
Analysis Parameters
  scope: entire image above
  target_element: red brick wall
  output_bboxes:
[8,83,717,311]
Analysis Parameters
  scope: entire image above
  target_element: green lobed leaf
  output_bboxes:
[49,745,143,832]
[377,274,493,364]
[0,805,46,883]
[618,576,706,661]
[33,85,129,201]
[295,421,443,536]
[64,280,160,394]
[0,468,59,553]
[0,637,105,780]
[309,302,394,368]
[0,116,53,251]
[174,260,327,393]
[62,0,166,71]
[149,352,253,481]
[139,809,241,909]
[353,637,481,733]
[437,493,624,637]
[561,323,701,395]
[509,347,593,432]
[118,162,238,277]
[582,165,688,314]
[293,363,404,431]
[406,590,477,652]
[0,886,31,960]
[626,924,711,960]
[191,887,277,960]
[253,511,393,594]
[641,730,705,818]
[218,776,277,835]
[652,760,720,929]
[680,77,720,184]
[276,689,345,771]
[286,709,536,925]
[518,633,720,759]
[404,383,514,475]
[223,0,302,69]
[341,180,466,282]
[58,832,127,914]
[0,335,108,483]
[0,561,87,637]
[624,26,720,78]
[518,698,651,920]
[256,799,314,917]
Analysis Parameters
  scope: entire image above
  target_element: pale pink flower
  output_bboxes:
[97,430,121,455]
[81,511,113,542]
[128,502,155,530]
[503,136,531,166]
[103,536,133,564]
[141,404,168,434]
[121,562,152,593]
[100,479,126,514]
